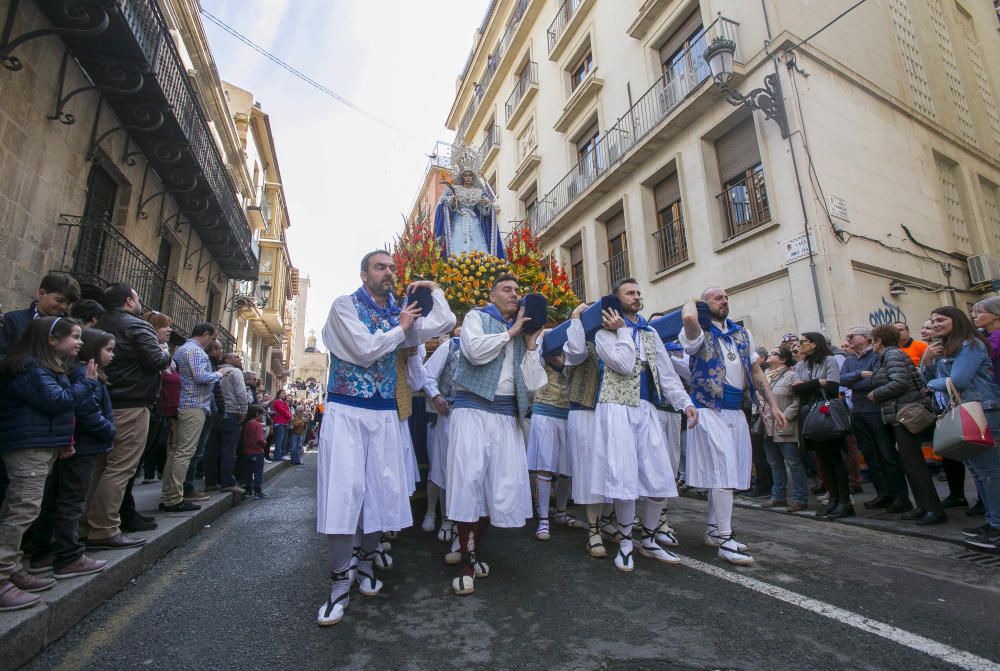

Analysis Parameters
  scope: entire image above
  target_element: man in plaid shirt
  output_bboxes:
[160,323,232,511]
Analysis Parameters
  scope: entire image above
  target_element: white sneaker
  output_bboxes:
[535,518,550,541]
[614,541,635,573]
[717,537,754,566]
[421,514,435,532]
[452,574,475,596]
[281,455,292,461]
[639,542,681,564]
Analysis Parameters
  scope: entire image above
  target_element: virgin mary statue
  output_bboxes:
[433,144,506,259]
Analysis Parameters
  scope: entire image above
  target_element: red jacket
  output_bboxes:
[242,420,266,455]
[271,398,292,425]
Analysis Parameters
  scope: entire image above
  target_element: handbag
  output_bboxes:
[932,378,996,461]
[801,387,851,441]
[896,402,936,434]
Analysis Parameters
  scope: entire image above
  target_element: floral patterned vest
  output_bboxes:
[689,324,753,410]
[533,362,569,409]
[567,344,600,409]
[327,293,398,400]
[597,330,660,407]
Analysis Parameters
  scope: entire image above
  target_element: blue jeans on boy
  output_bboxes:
[764,436,809,504]
[245,454,265,494]
[272,423,289,460]
[289,433,303,464]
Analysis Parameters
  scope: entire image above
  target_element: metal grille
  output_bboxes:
[888,0,937,118]
[570,275,585,301]
[163,281,206,338]
[604,250,630,288]
[652,216,689,272]
[952,550,1000,569]
[55,215,166,310]
[479,124,500,158]
[527,16,739,236]
[925,0,976,145]
[958,13,1000,155]
[717,166,771,240]
[505,61,538,122]
[936,160,971,252]
[548,0,584,53]
[216,323,236,354]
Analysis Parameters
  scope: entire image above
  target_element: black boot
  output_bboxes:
[826,502,856,519]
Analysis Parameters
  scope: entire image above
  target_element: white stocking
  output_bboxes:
[713,488,734,537]
[535,474,553,519]
[425,481,440,519]
[640,498,664,544]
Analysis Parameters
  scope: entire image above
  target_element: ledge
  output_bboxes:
[553,72,604,133]
[507,152,541,192]
[713,219,779,253]
[483,141,500,172]
[505,83,539,131]
[627,0,681,40]
[649,258,694,284]
[548,0,596,61]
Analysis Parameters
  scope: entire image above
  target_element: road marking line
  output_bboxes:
[680,556,997,671]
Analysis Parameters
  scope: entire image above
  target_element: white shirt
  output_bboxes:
[321,288,456,367]
[563,318,589,367]
[595,327,694,411]
[422,338,454,399]
[679,321,759,391]
[459,310,547,396]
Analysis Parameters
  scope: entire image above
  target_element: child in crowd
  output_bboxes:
[26,329,115,579]
[242,406,268,499]
[0,317,98,611]
[289,408,309,465]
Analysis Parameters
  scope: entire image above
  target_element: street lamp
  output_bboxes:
[703,36,790,138]
[258,279,272,308]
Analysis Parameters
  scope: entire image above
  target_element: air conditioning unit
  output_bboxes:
[968,254,1000,286]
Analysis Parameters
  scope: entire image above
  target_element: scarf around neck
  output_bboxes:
[623,313,652,344]
[478,303,515,328]
[709,319,742,344]
[354,286,400,327]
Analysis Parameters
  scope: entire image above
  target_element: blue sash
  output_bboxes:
[452,391,517,417]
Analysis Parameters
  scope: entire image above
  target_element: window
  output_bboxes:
[715,119,770,239]
[604,212,629,286]
[570,50,594,91]
[936,158,972,253]
[569,241,585,300]
[652,172,688,271]
[659,10,706,84]
[576,122,601,179]
[521,185,538,230]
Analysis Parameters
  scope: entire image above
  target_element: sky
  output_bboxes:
[201,0,491,348]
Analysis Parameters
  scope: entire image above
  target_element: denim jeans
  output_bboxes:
[272,423,289,460]
[245,454,265,494]
[964,431,1000,528]
[289,434,304,464]
[764,436,809,503]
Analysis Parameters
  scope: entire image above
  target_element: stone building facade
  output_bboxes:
[441,0,1000,345]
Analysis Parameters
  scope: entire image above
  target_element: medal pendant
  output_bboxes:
[727,352,737,361]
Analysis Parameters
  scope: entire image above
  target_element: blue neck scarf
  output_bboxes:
[478,303,515,328]
[623,313,652,344]
[353,286,400,327]
[709,319,742,345]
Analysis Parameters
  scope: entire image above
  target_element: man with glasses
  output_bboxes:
[839,325,911,514]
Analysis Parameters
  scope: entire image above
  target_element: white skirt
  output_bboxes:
[316,403,413,535]
[427,414,451,489]
[590,400,678,500]
[401,423,420,496]
[684,407,751,489]
[526,414,571,476]
[445,407,532,528]
[568,409,605,504]
[657,409,683,480]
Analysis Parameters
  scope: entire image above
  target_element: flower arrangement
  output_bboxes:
[392,221,580,322]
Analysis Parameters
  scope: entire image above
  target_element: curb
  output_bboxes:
[3,459,294,670]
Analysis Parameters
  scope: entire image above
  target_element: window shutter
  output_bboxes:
[570,242,583,264]
[658,10,703,65]
[716,119,761,183]
[653,172,680,211]
[606,211,626,239]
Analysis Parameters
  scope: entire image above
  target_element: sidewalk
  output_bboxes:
[2,458,295,670]
[683,468,986,547]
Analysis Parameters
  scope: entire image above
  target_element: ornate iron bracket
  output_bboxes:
[161,210,186,233]
[196,255,213,283]
[48,49,145,124]
[86,102,164,161]
[0,0,112,72]
[718,73,789,138]
[183,228,201,270]
[138,169,197,220]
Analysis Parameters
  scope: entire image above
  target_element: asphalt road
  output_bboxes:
[23,458,1000,671]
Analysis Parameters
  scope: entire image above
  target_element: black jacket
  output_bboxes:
[96,308,172,408]
[0,302,40,359]
[870,346,926,425]
[73,369,116,456]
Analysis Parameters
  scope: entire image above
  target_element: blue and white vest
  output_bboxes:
[688,322,753,410]
[453,310,529,418]
[327,293,398,409]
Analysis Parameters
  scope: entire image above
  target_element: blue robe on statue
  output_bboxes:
[433,184,506,259]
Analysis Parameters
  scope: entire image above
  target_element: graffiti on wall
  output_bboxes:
[869,297,906,327]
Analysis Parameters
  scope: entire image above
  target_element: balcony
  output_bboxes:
[570,275,585,301]
[479,124,501,168]
[505,61,539,129]
[54,215,165,310]
[215,323,236,354]
[33,0,257,279]
[604,250,630,288]
[652,216,689,272]
[247,185,273,233]
[163,281,206,339]
[718,167,771,241]
[553,69,604,133]
[547,0,595,61]
[527,16,740,238]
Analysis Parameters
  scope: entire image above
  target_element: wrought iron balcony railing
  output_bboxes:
[215,323,236,354]
[652,216,689,272]
[604,250,630,288]
[479,124,500,159]
[547,0,585,53]
[163,280,206,339]
[570,275,585,301]
[718,167,771,240]
[526,16,739,235]
[505,61,538,122]
[54,215,166,311]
